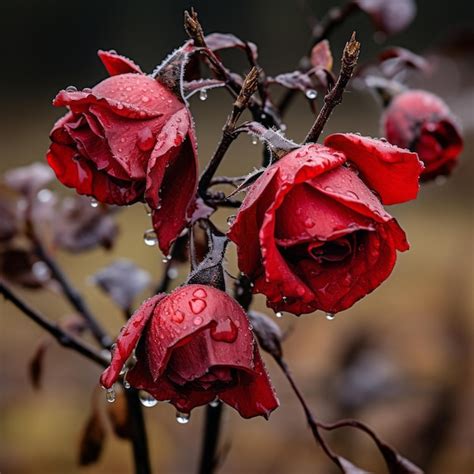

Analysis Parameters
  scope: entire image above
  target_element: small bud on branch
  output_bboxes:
[304,32,360,144]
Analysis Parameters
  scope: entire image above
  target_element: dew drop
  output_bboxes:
[305,89,317,100]
[193,288,207,298]
[105,387,116,403]
[209,398,220,408]
[199,89,208,101]
[167,267,179,279]
[37,189,53,203]
[227,215,236,226]
[193,316,203,326]
[189,299,207,314]
[176,412,190,424]
[141,95,150,103]
[251,136,258,145]
[139,390,158,407]
[275,312,283,318]
[143,229,158,246]
[304,218,315,228]
[90,198,99,208]
[32,261,50,281]
[172,310,185,323]
[326,312,336,320]
[123,378,131,390]
[66,85,77,92]
[210,319,238,343]
[346,191,358,199]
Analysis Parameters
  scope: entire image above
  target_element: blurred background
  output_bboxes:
[0,0,473,473]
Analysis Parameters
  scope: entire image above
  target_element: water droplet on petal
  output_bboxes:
[139,390,158,407]
[326,312,336,320]
[209,398,220,408]
[305,89,317,100]
[210,319,238,343]
[137,128,156,152]
[143,229,158,246]
[227,215,236,226]
[90,198,99,208]
[304,218,315,228]
[346,191,358,199]
[275,312,283,318]
[192,288,207,298]
[193,316,203,326]
[176,412,190,424]
[141,95,150,103]
[199,89,208,101]
[66,85,77,92]
[189,299,206,314]
[105,387,116,403]
[172,310,185,323]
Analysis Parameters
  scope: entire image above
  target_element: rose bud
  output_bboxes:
[100,285,279,419]
[382,90,463,181]
[46,50,198,254]
[228,134,423,316]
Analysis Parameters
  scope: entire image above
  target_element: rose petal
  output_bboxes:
[219,347,279,419]
[100,295,164,388]
[325,133,423,205]
[98,50,143,76]
[47,143,145,206]
[146,285,253,381]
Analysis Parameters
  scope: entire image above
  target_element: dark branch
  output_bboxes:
[304,32,360,143]
[0,281,108,367]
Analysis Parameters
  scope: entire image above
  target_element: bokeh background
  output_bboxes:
[1,0,473,473]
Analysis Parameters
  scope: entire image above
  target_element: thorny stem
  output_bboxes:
[198,403,224,474]
[304,32,360,143]
[275,358,344,471]
[198,67,260,199]
[31,233,113,348]
[278,1,359,116]
[0,281,108,367]
[125,389,152,474]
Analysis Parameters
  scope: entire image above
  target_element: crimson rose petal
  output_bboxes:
[100,285,279,419]
[324,133,423,205]
[98,49,143,76]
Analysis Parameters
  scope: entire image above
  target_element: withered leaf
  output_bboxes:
[377,443,424,473]
[28,339,50,390]
[205,32,258,62]
[379,47,430,75]
[248,311,283,360]
[269,71,315,94]
[91,259,151,311]
[311,40,333,71]
[54,196,118,253]
[3,163,54,196]
[78,409,106,466]
[355,0,416,35]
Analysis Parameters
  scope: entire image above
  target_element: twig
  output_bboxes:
[125,389,152,474]
[275,358,343,470]
[198,404,224,474]
[304,32,360,143]
[278,1,359,116]
[198,67,259,199]
[0,281,108,367]
[31,235,113,348]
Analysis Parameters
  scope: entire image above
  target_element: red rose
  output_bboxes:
[228,134,423,316]
[47,50,198,254]
[382,90,463,181]
[100,285,279,419]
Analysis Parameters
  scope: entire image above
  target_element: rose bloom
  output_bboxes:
[229,134,423,316]
[382,90,463,181]
[100,285,279,418]
[47,50,198,254]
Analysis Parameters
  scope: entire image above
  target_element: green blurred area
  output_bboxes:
[1,1,474,473]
